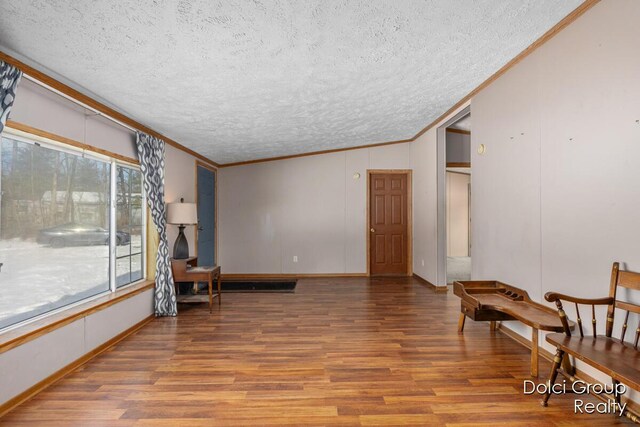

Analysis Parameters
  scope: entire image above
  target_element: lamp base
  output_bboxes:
[173,225,190,259]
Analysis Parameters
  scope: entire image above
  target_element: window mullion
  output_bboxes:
[109,160,117,292]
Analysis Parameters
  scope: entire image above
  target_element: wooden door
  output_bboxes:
[369,172,409,276]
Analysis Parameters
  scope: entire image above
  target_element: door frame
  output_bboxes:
[194,160,218,264]
[436,106,470,286]
[366,169,413,277]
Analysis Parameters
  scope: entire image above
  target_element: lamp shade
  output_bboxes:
[167,202,198,225]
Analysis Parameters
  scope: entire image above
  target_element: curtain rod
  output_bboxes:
[23,74,138,134]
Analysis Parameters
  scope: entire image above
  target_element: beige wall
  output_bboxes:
[471,0,640,327]
[463,0,640,397]
[10,78,199,257]
[217,1,640,311]
[0,290,153,404]
[409,127,438,283]
[445,131,470,164]
[446,172,470,257]
[164,145,198,256]
[10,79,138,159]
[1,74,203,405]
[406,0,640,399]
[411,0,640,306]
[218,143,412,274]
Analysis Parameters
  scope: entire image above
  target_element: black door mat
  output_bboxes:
[221,280,297,293]
[177,280,297,294]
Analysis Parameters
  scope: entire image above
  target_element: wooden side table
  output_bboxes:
[170,256,221,313]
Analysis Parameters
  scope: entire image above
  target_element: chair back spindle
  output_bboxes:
[621,310,630,342]
[552,299,572,337]
[547,262,640,341]
[574,303,584,338]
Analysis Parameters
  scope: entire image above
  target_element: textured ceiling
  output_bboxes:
[0,0,582,164]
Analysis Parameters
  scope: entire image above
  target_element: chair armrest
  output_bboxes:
[544,292,614,306]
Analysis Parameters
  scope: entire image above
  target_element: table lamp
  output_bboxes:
[167,198,198,259]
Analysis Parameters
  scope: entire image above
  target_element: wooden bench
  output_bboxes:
[454,281,573,377]
[543,262,640,423]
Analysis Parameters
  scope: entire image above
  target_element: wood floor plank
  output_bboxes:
[0,277,634,425]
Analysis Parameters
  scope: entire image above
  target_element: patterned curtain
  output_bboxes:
[0,60,23,133]
[136,132,177,316]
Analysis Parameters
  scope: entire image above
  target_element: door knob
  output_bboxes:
[370,228,375,232]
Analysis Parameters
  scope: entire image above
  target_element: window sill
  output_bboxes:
[0,279,154,355]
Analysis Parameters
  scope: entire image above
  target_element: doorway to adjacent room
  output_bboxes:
[437,108,472,286]
[196,162,217,266]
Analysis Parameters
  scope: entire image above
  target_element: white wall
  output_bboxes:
[218,143,411,274]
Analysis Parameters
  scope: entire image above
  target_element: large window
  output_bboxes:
[0,133,145,330]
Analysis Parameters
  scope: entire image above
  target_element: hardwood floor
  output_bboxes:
[1,277,633,426]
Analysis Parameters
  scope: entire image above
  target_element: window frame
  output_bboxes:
[0,127,147,332]
[113,163,146,289]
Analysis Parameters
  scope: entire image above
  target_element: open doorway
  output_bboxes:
[436,108,471,286]
[196,162,217,266]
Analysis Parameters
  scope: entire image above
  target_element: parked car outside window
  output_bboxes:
[37,223,131,248]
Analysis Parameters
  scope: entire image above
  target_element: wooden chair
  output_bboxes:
[542,262,640,422]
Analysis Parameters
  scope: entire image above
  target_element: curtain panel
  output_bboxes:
[0,60,23,133]
[136,132,177,316]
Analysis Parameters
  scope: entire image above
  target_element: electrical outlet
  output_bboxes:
[293,256,298,263]
[421,259,425,266]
